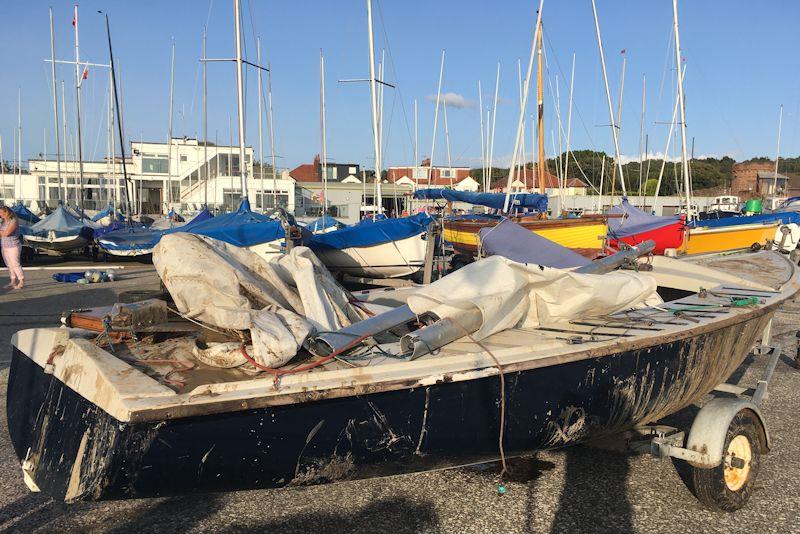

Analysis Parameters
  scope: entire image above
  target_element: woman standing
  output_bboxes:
[0,206,25,289]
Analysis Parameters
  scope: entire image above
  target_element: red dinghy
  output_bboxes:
[606,199,686,254]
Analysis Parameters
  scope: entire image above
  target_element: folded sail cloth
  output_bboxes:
[412,189,548,213]
[153,233,366,368]
[406,255,662,341]
[608,198,681,238]
[478,218,591,269]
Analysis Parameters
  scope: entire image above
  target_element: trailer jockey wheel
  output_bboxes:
[689,410,764,512]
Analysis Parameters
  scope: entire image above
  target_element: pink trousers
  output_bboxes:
[2,245,24,283]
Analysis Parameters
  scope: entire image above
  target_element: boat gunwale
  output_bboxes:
[11,252,798,423]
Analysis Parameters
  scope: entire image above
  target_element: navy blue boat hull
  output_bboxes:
[6,310,770,502]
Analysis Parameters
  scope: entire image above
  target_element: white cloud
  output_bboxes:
[425,92,476,109]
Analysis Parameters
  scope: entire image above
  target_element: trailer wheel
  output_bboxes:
[689,410,763,512]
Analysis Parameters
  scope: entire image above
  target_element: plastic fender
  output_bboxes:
[685,397,770,469]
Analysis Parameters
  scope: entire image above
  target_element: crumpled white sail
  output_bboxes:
[406,255,662,340]
[153,233,366,368]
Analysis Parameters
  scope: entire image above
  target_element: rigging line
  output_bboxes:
[374,0,415,154]
[542,25,598,153]
[89,85,109,162]
[655,22,675,124]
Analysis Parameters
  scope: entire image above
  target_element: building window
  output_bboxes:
[332,204,349,218]
[440,168,454,179]
[142,157,168,174]
[180,155,188,162]
[348,166,357,175]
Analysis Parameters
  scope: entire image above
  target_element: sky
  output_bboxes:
[1,0,800,172]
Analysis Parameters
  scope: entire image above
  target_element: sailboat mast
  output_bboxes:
[49,7,62,203]
[17,88,22,202]
[637,74,646,203]
[414,98,419,189]
[443,99,453,188]
[488,61,500,193]
[590,0,627,196]
[233,0,249,201]
[773,104,783,198]
[104,13,134,220]
[502,1,544,213]
[366,0,383,213]
[478,81,486,191]
[320,49,328,216]
[167,40,175,210]
[536,20,545,194]
[672,0,692,219]
[72,5,86,214]
[61,81,68,203]
[564,53,575,194]
[203,26,209,207]
[258,38,265,210]
[427,50,445,189]
[267,64,278,208]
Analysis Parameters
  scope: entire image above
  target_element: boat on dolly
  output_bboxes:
[6,239,797,511]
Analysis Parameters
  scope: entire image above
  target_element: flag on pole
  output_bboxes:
[72,13,76,26]
[82,66,89,79]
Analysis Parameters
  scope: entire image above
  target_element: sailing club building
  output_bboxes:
[2,137,297,215]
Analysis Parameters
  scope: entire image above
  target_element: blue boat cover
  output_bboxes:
[412,189,548,213]
[52,272,86,283]
[608,198,682,238]
[170,199,283,247]
[478,218,591,269]
[11,204,40,224]
[91,205,118,222]
[689,211,800,229]
[98,207,216,252]
[27,205,91,238]
[306,215,346,233]
[308,212,433,250]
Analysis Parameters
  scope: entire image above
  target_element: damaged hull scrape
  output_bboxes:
[6,312,769,502]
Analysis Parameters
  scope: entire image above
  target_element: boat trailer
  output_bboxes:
[626,323,782,512]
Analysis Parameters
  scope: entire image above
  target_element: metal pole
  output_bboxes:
[638,74,646,204]
[267,64,277,208]
[72,5,86,215]
[672,0,692,220]
[49,7,62,203]
[564,53,575,194]
[203,26,208,207]
[61,80,68,204]
[773,104,783,199]
[366,0,383,213]
[167,39,175,211]
[414,98,419,190]
[258,38,265,211]
[488,61,500,193]
[17,87,22,203]
[233,0,249,201]
[427,49,445,189]
[478,82,485,192]
[590,0,627,196]
[503,1,544,212]
[320,49,328,216]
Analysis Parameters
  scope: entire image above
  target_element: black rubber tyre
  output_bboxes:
[450,254,474,272]
[689,410,764,512]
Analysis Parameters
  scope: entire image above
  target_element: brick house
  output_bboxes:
[730,161,789,198]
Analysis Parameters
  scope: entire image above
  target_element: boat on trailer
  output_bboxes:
[22,204,95,255]
[6,235,797,510]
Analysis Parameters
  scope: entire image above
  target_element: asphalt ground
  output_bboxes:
[0,262,799,533]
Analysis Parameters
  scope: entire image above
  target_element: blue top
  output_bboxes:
[608,198,682,238]
[306,215,346,233]
[689,211,800,229]
[412,189,548,213]
[26,205,91,239]
[170,199,284,247]
[97,207,215,252]
[307,212,433,250]
[11,204,40,224]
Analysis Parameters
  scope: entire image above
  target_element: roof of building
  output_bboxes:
[757,171,790,180]
[290,163,320,183]
[490,165,587,190]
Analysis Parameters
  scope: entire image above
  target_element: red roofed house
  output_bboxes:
[490,163,587,195]
[387,159,479,191]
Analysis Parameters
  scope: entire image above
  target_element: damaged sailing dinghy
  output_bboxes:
[6,233,798,506]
